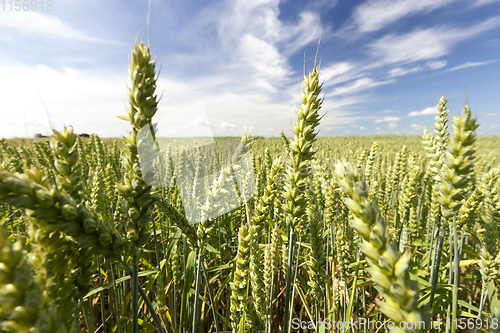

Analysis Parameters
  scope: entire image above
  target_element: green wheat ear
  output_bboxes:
[434,96,449,150]
[0,229,67,333]
[50,126,85,203]
[335,160,428,333]
[437,104,479,221]
[116,39,160,254]
[230,223,252,330]
[283,65,324,236]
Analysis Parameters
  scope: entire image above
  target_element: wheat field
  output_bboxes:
[1,39,500,333]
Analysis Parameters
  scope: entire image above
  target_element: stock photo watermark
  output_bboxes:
[291,317,499,331]
[1,0,53,11]
[137,102,256,225]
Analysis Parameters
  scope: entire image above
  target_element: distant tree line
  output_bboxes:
[34,133,90,138]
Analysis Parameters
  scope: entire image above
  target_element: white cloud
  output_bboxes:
[385,116,401,121]
[219,122,236,129]
[410,124,425,132]
[375,116,400,123]
[368,17,500,64]
[447,60,498,71]
[186,118,210,128]
[323,96,363,110]
[388,122,399,129]
[486,113,498,116]
[427,60,448,69]
[360,126,365,130]
[352,0,456,32]
[471,0,500,6]
[408,106,437,116]
[0,34,14,42]
[280,11,325,55]
[309,0,338,10]
[320,61,372,89]
[388,66,421,77]
[370,29,449,64]
[0,11,120,44]
[211,0,329,94]
[219,0,326,55]
[238,34,290,92]
[0,64,127,138]
[321,62,353,83]
[329,77,393,96]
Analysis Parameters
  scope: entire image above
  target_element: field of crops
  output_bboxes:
[1,40,500,333]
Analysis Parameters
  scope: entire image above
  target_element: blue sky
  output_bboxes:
[0,0,499,138]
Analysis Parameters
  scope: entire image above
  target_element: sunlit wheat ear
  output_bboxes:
[437,104,479,222]
[49,126,85,203]
[364,141,378,185]
[335,220,352,281]
[311,159,327,209]
[264,222,280,292]
[281,242,289,276]
[422,129,441,181]
[456,183,483,232]
[384,149,404,214]
[324,179,336,227]
[335,160,428,333]
[434,96,449,150]
[252,157,283,234]
[116,40,159,253]
[398,157,419,225]
[283,65,323,236]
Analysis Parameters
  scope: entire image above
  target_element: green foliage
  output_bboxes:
[1,37,500,333]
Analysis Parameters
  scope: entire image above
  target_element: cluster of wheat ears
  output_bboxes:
[1,38,500,333]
